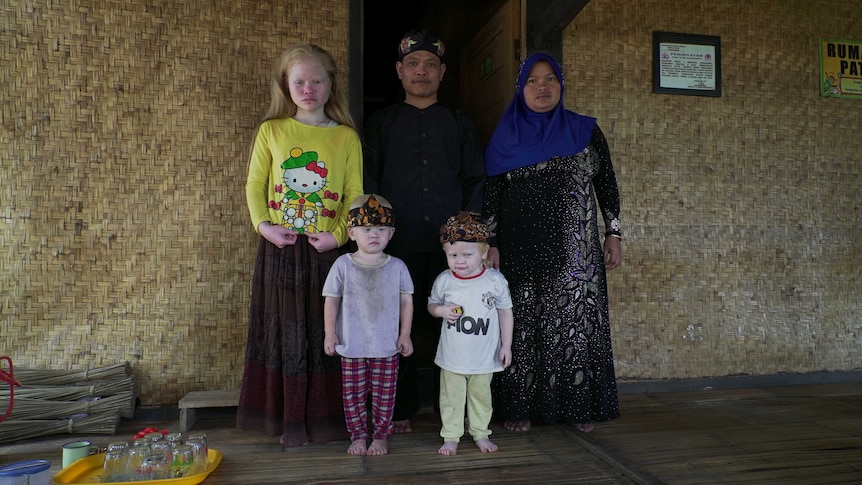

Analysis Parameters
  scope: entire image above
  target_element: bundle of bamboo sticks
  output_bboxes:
[0,414,121,443]
[13,363,131,386]
[0,363,137,444]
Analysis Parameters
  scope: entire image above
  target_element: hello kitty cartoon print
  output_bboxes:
[272,147,333,234]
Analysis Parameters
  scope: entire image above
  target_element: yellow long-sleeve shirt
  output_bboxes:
[245,117,363,247]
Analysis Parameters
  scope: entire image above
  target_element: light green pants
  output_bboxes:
[439,369,493,443]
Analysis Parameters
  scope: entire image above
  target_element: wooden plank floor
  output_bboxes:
[2,382,861,484]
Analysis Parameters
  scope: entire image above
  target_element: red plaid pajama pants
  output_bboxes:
[341,354,399,441]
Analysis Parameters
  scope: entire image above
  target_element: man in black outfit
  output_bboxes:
[362,29,485,433]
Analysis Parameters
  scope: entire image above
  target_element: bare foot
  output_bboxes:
[475,438,498,453]
[347,439,367,455]
[366,439,389,456]
[392,419,412,434]
[504,420,531,432]
[438,441,459,456]
[576,423,594,433]
[280,434,309,449]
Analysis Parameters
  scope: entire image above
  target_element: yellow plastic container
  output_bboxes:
[50,449,222,485]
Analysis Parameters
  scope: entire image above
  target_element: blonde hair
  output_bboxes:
[261,44,356,130]
[442,240,490,252]
[247,44,357,165]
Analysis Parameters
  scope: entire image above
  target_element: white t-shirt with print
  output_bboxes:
[429,268,512,374]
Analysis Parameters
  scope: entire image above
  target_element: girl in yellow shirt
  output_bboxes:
[237,43,363,449]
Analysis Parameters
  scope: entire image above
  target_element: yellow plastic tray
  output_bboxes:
[50,449,222,484]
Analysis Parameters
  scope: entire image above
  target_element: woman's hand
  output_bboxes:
[604,236,622,270]
[307,231,338,253]
[259,222,299,248]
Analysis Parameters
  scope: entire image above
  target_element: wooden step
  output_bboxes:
[178,390,239,432]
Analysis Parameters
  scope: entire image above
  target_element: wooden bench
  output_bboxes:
[178,390,240,432]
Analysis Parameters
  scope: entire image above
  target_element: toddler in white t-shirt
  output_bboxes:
[428,211,513,456]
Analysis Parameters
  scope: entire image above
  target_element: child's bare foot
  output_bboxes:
[504,420,531,432]
[392,419,412,434]
[475,438,498,453]
[347,439,367,455]
[367,439,389,455]
[438,441,459,456]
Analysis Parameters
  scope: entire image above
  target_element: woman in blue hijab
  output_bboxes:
[484,53,622,433]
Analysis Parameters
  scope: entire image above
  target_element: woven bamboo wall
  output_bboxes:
[1,0,350,405]
[2,0,860,407]
[565,0,862,379]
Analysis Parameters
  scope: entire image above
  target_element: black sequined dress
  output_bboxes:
[485,125,621,425]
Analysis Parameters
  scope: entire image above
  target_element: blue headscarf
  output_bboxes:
[485,53,597,177]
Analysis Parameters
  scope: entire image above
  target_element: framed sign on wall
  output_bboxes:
[653,31,722,97]
[820,38,862,99]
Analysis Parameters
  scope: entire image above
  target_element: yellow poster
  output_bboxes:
[820,38,862,99]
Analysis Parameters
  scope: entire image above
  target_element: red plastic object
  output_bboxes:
[0,356,22,423]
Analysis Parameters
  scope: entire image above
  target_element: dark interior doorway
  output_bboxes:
[356,1,581,131]
[362,1,430,123]
[360,0,507,128]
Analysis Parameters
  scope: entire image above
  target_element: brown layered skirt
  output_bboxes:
[236,236,347,446]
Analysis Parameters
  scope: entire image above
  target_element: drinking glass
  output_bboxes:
[187,431,208,454]
[125,441,150,481]
[106,441,128,453]
[185,437,207,474]
[141,453,170,480]
[164,432,184,448]
[151,441,172,462]
[102,449,127,482]
[170,444,194,478]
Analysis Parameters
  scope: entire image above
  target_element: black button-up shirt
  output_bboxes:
[363,103,485,255]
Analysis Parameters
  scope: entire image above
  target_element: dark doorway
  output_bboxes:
[359,1,508,128]
[361,1,430,122]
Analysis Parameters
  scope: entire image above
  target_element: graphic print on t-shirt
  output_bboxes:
[269,146,339,233]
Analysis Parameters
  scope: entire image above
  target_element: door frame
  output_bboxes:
[348,0,592,129]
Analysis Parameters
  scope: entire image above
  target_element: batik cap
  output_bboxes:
[440,211,489,245]
[347,194,395,227]
[398,29,445,61]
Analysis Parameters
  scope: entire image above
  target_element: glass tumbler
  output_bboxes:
[106,441,129,453]
[145,432,164,444]
[187,432,208,454]
[185,437,207,474]
[164,432,184,448]
[170,444,194,478]
[141,453,170,480]
[102,449,127,483]
[151,441,173,462]
[126,441,150,481]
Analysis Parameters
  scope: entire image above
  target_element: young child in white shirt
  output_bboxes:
[428,211,513,455]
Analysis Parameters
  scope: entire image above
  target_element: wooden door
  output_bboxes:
[459,0,525,145]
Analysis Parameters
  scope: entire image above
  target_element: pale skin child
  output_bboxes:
[240,43,363,448]
[257,49,343,252]
[428,212,513,456]
[323,194,414,456]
